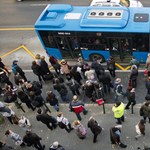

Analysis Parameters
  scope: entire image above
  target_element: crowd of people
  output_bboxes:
[0,54,150,150]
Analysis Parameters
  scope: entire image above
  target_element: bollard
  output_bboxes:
[102,101,105,114]
[43,101,51,113]
[131,102,133,114]
[15,100,25,113]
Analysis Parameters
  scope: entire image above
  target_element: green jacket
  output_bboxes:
[128,60,140,68]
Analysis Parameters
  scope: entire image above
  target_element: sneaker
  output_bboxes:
[57,108,59,112]
[125,107,130,109]
[43,145,45,150]
[84,111,88,115]
[0,93,4,96]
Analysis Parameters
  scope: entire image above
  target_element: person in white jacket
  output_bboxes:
[57,112,73,133]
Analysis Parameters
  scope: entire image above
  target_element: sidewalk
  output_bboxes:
[0,103,150,150]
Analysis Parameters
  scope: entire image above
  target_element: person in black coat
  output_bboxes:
[26,83,41,96]
[110,127,127,148]
[49,141,65,150]
[14,72,23,86]
[31,61,45,82]
[17,90,35,111]
[36,108,57,130]
[46,91,59,112]
[12,60,27,81]
[146,77,150,94]
[87,116,102,143]
[107,56,116,77]
[125,86,136,109]
[129,66,138,88]
[99,71,111,93]
[23,130,45,150]
[84,81,95,102]
[71,65,82,85]
[40,56,51,75]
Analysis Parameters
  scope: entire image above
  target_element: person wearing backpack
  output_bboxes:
[29,91,46,113]
[57,112,73,133]
[53,79,69,102]
[107,56,116,78]
[14,72,23,86]
[36,108,57,130]
[12,60,27,82]
[52,73,64,84]
[114,78,127,101]
[0,68,17,91]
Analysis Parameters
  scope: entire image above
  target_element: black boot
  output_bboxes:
[149,118,150,123]
[143,116,146,121]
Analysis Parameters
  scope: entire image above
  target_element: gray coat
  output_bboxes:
[72,123,86,138]
[146,58,150,71]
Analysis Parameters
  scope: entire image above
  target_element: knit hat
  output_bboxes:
[140,119,146,124]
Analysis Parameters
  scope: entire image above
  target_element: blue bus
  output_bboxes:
[35,4,150,63]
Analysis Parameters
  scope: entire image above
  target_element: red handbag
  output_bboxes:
[144,69,147,76]
[128,80,131,86]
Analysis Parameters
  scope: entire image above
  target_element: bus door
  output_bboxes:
[108,38,132,61]
[55,37,81,59]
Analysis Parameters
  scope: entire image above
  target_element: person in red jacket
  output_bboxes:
[69,95,88,121]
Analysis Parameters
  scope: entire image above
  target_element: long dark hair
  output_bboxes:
[46,91,53,101]
[49,56,56,64]
[71,65,77,75]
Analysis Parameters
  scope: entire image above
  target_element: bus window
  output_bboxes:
[39,31,57,48]
[132,34,149,52]
[67,37,81,58]
[79,37,107,50]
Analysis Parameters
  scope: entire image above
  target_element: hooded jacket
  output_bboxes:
[31,65,43,76]
[113,80,122,93]
[72,123,85,138]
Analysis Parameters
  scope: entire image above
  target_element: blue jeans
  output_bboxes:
[103,83,110,93]
[115,92,127,101]
[53,103,59,111]
[76,107,87,121]
[34,141,44,150]
[60,94,69,102]
[22,125,27,131]
[82,71,86,79]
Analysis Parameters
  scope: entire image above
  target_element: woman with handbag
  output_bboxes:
[5,130,26,147]
[66,75,80,96]
[12,114,31,131]
[72,120,86,140]
[87,116,102,143]
[135,119,146,140]
[141,101,150,123]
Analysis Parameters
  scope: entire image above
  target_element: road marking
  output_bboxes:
[0,28,35,31]
[0,46,23,58]
[30,4,48,6]
[22,45,35,59]
[115,63,131,70]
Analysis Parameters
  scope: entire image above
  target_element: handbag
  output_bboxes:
[94,123,102,135]
[67,64,72,70]
[135,123,141,135]
[140,107,144,116]
[81,127,86,135]
[144,69,147,76]
[128,80,131,86]
[15,139,23,146]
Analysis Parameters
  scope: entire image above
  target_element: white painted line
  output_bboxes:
[30,4,48,6]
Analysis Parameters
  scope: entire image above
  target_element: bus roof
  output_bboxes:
[35,4,150,33]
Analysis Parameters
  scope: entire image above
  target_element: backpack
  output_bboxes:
[58,118,66,129]
[59,88,67,96]
[108,63,114,70]
[115,85,121,96]
[33,81,42,89]
[4,91,15,103]
[31,96,40,107]
[12,65,17,73]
